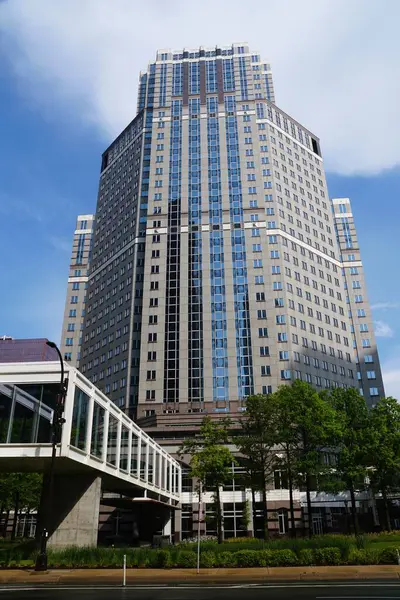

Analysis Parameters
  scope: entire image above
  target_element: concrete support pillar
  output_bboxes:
[174,507,182,543]
[38,473,101,548]
[163,510,172,543]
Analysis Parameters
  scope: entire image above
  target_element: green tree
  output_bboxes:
[275,381,339,537]
[180,416,234,544]
[368,396,400,531]
[274,392,299,538]
[237,394,280,539]
[326,387,371,535]
[0,474,14,536]
[0,473,42,539]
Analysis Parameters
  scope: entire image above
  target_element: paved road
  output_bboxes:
[1,583,400,600]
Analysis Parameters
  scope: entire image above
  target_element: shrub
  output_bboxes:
[347,549,375,566]
[378,548,399,565]
[150,550,173,568]
[19,559,34,568]
[314,547,341,566]
[127,548,151,568]
[216,552,237,568]
[365,549,381,565]
[235,549,260,567]
[298,549,314,566]
[269,549,298,567]
[177,551,197,568]
[200,551,216,568]
[258,550,274,567]
[305,535,352,560]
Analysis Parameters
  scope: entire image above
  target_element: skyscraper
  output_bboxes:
[333,198,384,401]
[79,43,384,420]
[60,214,95,367]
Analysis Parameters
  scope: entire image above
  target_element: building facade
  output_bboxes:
[60,215,95,367]
[80,43,383,416]
[333,198,384,402]
[0,338,58,363]
[77,44,385,539]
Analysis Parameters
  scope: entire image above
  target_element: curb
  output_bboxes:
[0,566,399,585]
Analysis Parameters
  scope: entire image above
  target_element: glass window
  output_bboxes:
[91,402,105,459]
[130,433,139,477]
[70,387,89,451]
[147,446,155,484]
[120,426,129,471]
[0,386,13,443]
[274,470,288,489]
[10,394,35,443]
[107,415,118,466]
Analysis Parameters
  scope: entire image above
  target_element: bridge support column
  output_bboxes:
[174,507,182,543]
[38,473,101,548]
[162,510,172,542]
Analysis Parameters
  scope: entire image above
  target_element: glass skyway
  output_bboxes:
[0,361,181,505]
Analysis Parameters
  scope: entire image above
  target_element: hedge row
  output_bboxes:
[2,546,399,569]
[157,547,398,568]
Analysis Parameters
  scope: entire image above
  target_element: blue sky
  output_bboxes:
[0,0,399,394]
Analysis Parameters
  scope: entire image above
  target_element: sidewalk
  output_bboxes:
[0,566,399,585]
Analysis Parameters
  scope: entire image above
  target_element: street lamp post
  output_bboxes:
[35,340,67,571]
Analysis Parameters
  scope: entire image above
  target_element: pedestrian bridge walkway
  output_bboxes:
[0,361,181,506]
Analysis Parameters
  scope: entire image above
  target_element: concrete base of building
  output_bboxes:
[37,473,101,548]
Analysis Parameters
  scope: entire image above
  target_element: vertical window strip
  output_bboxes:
[224,95,254,399]
[159,64,168,107]
[238,57,248,100]
[188,98,204,402]
[76,235,86,265]
[163,100,183,403]
[206,60,217,93]
[147,64,156,108]
[223,59,235,92]
[172,63,183,96]
[207,96,229,403]
[189,62,200,95]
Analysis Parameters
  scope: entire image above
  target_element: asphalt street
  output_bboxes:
[1,583,400,600]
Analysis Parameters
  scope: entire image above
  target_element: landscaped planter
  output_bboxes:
[0,533,399,568]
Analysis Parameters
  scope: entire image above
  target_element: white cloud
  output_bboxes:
[1,0,399,175]
[374,320,394,338]
[371,302,400,311]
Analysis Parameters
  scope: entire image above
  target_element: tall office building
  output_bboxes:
[80,43,384,420]
[333,198,384,401]
[60,214,95,367]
